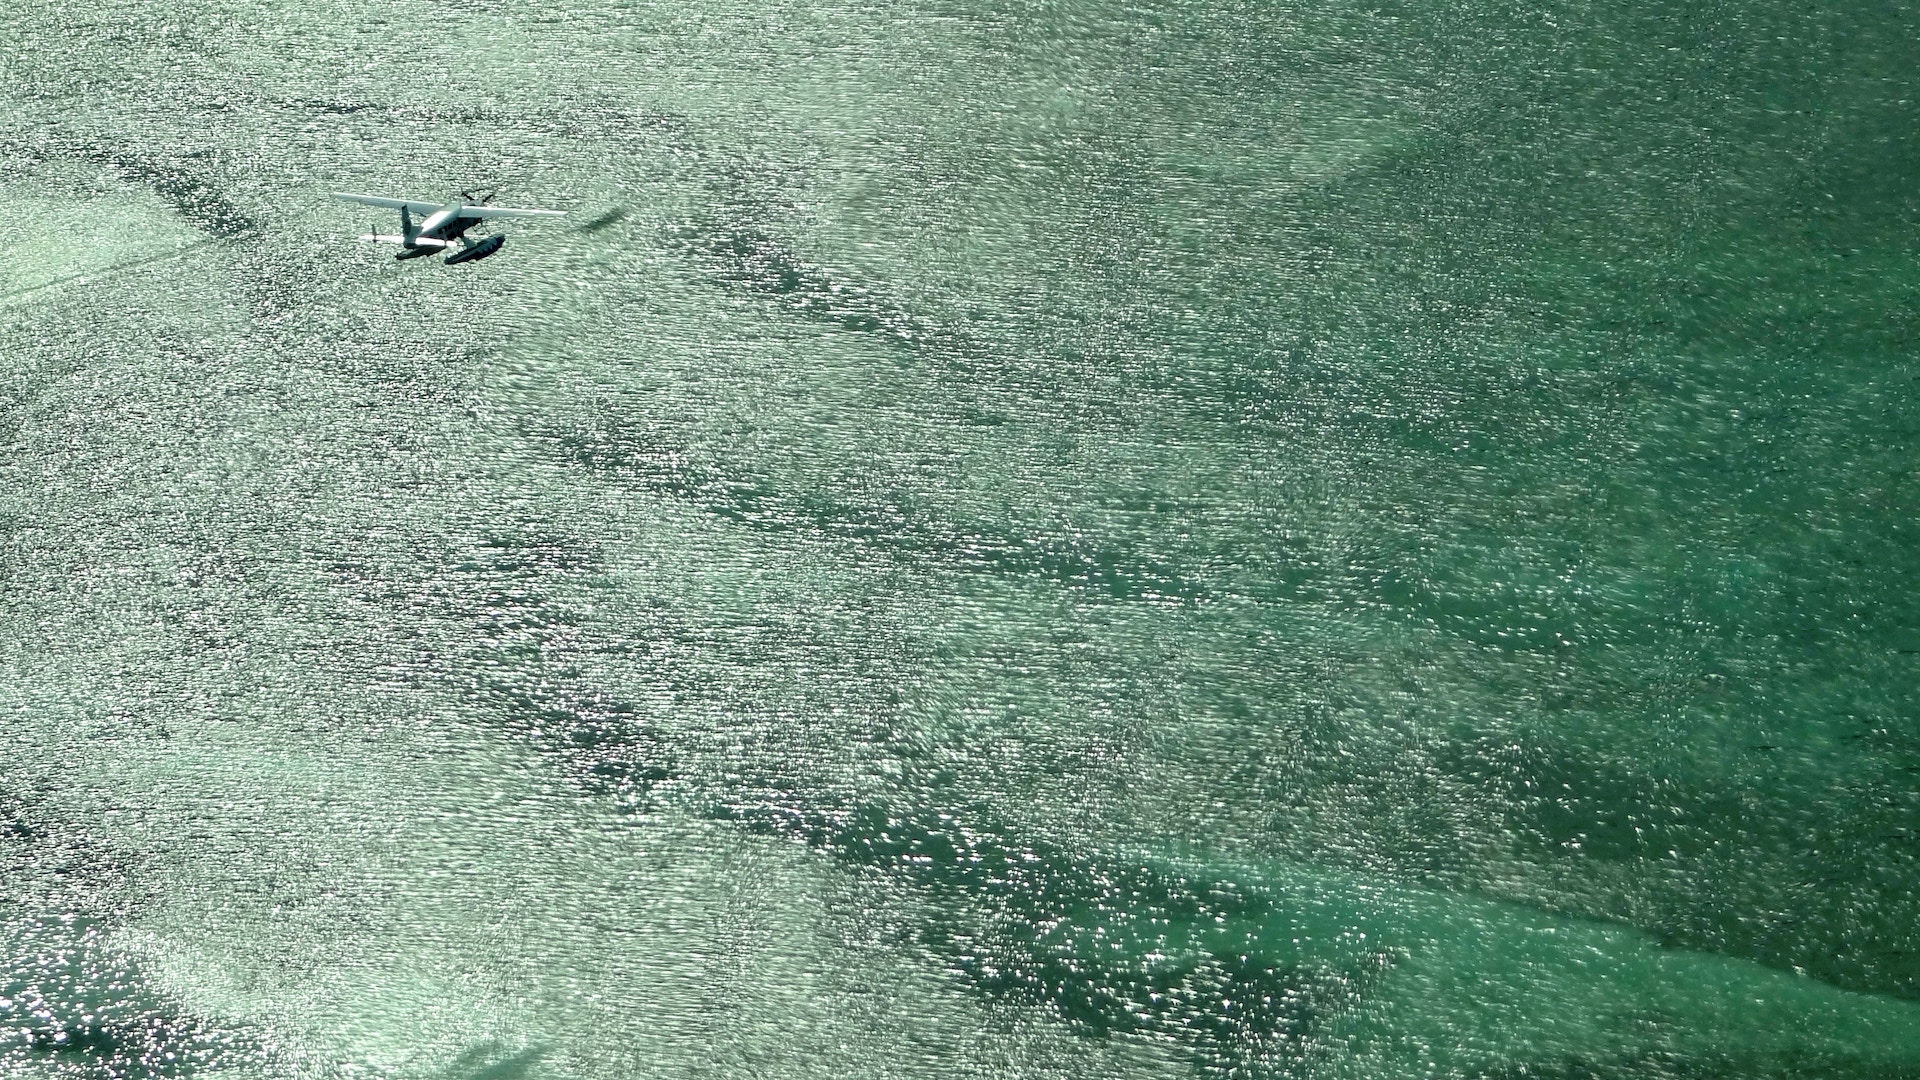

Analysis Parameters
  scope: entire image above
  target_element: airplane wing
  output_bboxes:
[458,205,567,220]
[335,192,446,214]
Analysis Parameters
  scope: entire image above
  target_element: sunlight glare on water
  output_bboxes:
[2,0,1918,1078]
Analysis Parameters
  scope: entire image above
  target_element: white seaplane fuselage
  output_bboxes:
[334,193,567,265]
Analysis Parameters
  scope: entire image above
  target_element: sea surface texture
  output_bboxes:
[2,1,1917,1078]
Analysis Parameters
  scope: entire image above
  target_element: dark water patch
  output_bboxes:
[2,136,260,240]
[1484,1049,1920,1080]
[527,102,690,144]
[1,916,263,1080]
[1,793,40,845]
[1441,738,1763,867]
[16,1014,231,1078]
[273,98,512,127]
[477,681,672,813]
[342,527,679,811]
[450,532,668,799]
[670,224,961,352]
[1431,735,1920,1000]
[0,783,133,908]
[458,530,603,579]
[80,153,258,240]
[721,791,1920,1078]
[0,140,47,182]
[534,406,1204,601]
[721,800,1384,1078]
[0,385,28,450]
[275,97,690,145]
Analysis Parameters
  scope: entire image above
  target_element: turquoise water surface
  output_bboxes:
[2,1,1917,1077]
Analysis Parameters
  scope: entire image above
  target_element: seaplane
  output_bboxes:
[334,190,566,264]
